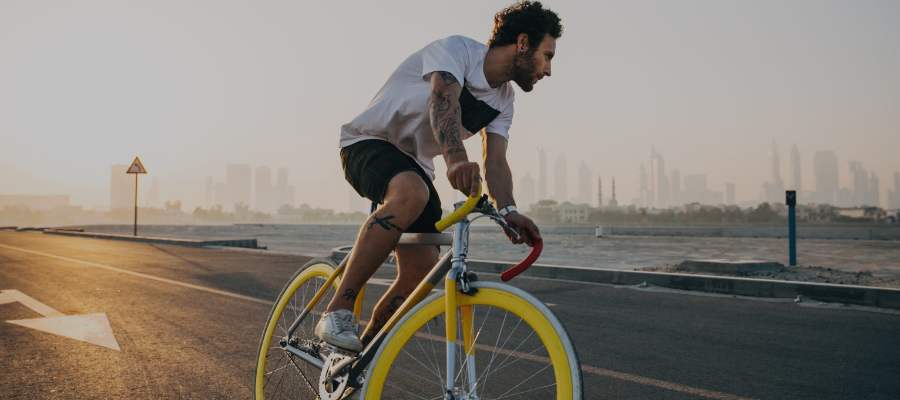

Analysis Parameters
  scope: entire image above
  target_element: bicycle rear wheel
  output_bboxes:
[362,281,583,399]
[254,257,340,399]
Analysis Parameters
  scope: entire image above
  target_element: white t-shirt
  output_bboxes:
[339,35,516,180]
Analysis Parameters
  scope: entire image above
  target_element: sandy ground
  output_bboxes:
[75,224,900,282]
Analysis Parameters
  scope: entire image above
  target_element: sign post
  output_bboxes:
[786,190,797,266]
[126,157,147,236]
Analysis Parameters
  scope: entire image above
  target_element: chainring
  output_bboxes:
[318,353,352,400]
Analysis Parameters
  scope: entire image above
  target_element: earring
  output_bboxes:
[519,48,524,53]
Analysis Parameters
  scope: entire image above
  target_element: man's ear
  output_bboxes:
[517,33,529,52]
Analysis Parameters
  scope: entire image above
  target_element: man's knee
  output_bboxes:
[384,171,430,215]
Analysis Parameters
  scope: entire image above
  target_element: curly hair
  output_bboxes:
[487,1,563,49]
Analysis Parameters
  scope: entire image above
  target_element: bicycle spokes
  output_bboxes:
[384,304,559,399]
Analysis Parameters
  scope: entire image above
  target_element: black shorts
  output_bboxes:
[341,139,442,234]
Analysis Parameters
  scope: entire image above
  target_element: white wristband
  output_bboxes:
[499,205,517,217]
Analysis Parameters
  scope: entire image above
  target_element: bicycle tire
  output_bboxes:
[361,281,583,399]
[254,257,340,399]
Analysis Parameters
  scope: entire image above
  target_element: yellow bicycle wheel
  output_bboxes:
[363,281,583,399]
[254,257,340,399]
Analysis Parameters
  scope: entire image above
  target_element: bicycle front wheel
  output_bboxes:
[362,281,583,399]
[254,257,340,399]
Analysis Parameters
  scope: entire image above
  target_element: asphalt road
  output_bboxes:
[1,231,898,399]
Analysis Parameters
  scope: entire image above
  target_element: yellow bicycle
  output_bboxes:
[254,186,583,399]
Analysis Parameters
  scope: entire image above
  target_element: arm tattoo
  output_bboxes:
[429,89,464,156]
[436,71,459,86]
[367,213,405,232]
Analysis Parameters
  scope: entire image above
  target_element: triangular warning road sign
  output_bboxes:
[126,157,147,174]
[7,313,121,350]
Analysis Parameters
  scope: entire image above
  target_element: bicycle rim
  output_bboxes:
[363,281,581,400]
[254,258,339,399]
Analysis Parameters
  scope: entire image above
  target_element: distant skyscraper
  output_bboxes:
[597,175,602,208]
[609,177,619,208]
[553,151,567,202]
[146,177,160,208]
[638,163,648,207]
[760,140,785,204]
[790,144,801,197]
[227,164,252,210]
[205,176,214,208]
[255,166,273,212]
[846,161,866,204]
[110,164,133,210]
[867,172,880,207]
[671,169,681,205]
[725,183,735,206]
[274,167,295,209]
[536,148,547,201]
[577,161,591,205]
[518,173,536,211]
[813,151,838,204]
[888,172,900,209]
[649,146,669,208]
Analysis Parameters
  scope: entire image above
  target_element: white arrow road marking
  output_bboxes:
[8,314,121,350]
[2,290,66,317]
[0,292,16,305]
[1,289,120,351]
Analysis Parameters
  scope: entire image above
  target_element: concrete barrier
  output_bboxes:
[526,225,900,241]
[330,246,900,310]
[43,229,261,249]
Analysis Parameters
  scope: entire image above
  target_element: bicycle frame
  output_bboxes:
[280,212,477,392]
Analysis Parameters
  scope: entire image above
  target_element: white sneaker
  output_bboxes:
[315,309,363,352]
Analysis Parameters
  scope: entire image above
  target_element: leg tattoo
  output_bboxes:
[367,213,404,232]
[340,289,358,301]
[363,295,408,344]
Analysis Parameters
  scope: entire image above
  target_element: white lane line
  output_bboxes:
[367,278,395,287]
[1,289,66,318]
[0,243,755,399]
[0,243,272,306]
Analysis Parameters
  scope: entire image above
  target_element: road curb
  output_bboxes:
[42,229,261,249]
[329,247,900,310]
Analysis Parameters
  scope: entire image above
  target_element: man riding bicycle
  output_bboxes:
[317,1,563,352]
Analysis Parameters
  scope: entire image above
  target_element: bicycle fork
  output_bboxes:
[445,219,479,400]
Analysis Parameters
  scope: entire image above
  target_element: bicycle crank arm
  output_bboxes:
[283,344,324,370]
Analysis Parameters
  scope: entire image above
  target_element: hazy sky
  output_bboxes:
[2,0,898,211]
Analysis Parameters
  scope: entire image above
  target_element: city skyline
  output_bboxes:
[40,142,900,214]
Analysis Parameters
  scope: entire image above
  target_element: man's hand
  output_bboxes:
[502,212,542,246]
[447,160,481,197]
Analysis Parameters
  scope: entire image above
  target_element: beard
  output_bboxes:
[510,48,539,92]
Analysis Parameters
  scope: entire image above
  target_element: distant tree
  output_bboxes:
[164,200,182,212]
[536,199,558,206]
[746,202,782,224]
[192,205,230,222]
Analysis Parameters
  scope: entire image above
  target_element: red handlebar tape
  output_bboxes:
[500,240,543,282]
